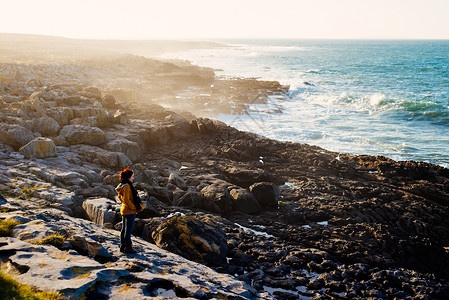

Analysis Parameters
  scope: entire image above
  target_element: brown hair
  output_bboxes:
[119,168,134,182]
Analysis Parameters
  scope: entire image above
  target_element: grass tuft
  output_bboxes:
[0,271,64,300]
[0,219,21,237]
[34,233,66,248]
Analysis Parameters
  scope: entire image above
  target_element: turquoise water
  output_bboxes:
[160,40,449,168]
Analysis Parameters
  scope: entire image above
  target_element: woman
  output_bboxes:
[115,168,142,254]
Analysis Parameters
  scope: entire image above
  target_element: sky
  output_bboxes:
[1,0,449,40]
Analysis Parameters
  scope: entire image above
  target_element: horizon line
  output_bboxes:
[1,32,449,42]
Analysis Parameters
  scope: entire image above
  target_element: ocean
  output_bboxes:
[159,40,449,168]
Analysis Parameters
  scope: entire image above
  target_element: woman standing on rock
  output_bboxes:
[116,168,142,254]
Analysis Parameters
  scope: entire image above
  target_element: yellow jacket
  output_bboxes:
[115,183,140,215]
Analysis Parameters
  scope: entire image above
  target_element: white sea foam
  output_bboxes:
[370,93,386,107]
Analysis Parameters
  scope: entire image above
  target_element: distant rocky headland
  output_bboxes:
[0,34,448,299]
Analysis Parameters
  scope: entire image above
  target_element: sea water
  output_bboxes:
[160,40,449,168]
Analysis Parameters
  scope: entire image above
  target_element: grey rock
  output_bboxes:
[200,184,233,215]
[230,188,261,214]
[165,114,191,133]
[0,208,260,299]
[68,235,112,262]
[196,118,216,134]
[83,86,102,99]
[72,107,109,127]
[111,110,129,124]
[0,124,35,149]
[32,116,60,136]
[151,214,229,266]
[19,137,58,159]
[145,125,169,145]
[82,198,120,226]
[173,191,203,208]
[166,124,189,139]
[168,172,187,190]
[249,182,280,209]
[71,145,132,169]
[59,124,106,146]
[105,138,141,162]
[101,94,116,108]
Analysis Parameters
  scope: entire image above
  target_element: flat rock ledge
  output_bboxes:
[0,205,266,300]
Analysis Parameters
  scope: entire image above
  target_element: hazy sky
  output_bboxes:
[2,0,449,40]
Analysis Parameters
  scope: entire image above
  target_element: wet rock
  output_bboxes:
[0,124,35,149]
[249,182,280,209]
[200,184,233,215]
[19,137,57,159]
[230,188,261,214]
[151,214,229,266]
[224,166,272,188]
[58,124,106,146]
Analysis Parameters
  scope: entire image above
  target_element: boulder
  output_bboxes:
[83,86,102,99]
[224,166,272,188]
[196,118,216,134]
[165,114,191,133]
[173,190,203,208]
[48,107,74,126]
[32,116,60,136]
[146,186,172,205]
[200,184,233,215]
[111,110,129,124]
[82,198,120,226]
[68,235,112,263]
[145,125,169,145]
[72,107,109,127]
[101,94,116,108]
[19,137,58,159]
[105,139,141,162]
[72,145,132,169]
[249,182,280,209]
[0,124,35,149]
[168,172,187,190]
[151,214,228,266]
[137,196,161,219]
[59,125,106,146]
[165,124,189,140]
[230,188,261,214]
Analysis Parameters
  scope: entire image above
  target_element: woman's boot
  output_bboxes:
[124,244,137,254]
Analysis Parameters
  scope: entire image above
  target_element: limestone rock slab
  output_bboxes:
[19,137,58,159]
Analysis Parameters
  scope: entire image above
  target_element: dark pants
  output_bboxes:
[121,214,136,246]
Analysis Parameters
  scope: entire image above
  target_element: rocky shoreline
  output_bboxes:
[1,38,449,299]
